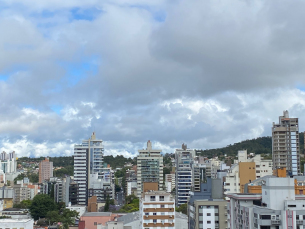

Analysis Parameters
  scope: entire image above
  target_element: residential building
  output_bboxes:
[74,132,104,205]
[78,212,119,229]
[165,173,175,192]
[0,186,14,209]
[227,176,305,229]
[38,157,53,183]
[117,211,188,229]
[0,218,33,229]
[175,143,195,206]
[54,176,72,206]
[137,140,163,197]
[140,191,175,228]
[224,150,272,199]
[272,110,300,175]
[188,178,227,229]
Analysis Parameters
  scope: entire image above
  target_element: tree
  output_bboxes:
[29,194,57,220]
[46,208,79,229]
[104,195,110,212]
[13,199,32,209]
[176,203,187,214]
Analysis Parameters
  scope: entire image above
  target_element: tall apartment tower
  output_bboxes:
[272,110,300,176]
[39,157,53,183]
[175,143,195,206]
[73,132,104,205]
[137,140,163,197]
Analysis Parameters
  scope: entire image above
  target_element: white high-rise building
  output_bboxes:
[137,140,163,197]
[175,143,195,206]
[74,132,104,205]
[272,110,300,175]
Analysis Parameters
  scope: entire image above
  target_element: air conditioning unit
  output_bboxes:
[146,223,149,225]
[154,222,156,224]
[146,215,148,218]
[170,215,173,218]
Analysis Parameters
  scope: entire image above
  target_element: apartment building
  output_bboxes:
[227,176,305,229]
[188,178,226,229]
[272,110,300,175]
[38,157,53,183]
[140,191,175,229]
[175,143,195,206]
[74,132,104,205]
[224,150,272,199]
[165,173,175,192]
[137,141,163,197]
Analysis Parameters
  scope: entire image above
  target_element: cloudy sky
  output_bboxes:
[1,0,305,158]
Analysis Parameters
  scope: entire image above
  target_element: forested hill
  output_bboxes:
[197,132,304,158]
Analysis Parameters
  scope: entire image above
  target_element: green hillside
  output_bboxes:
[197,132,304,158]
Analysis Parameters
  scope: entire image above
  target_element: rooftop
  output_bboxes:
[0,218,33,223]
[82,212,113,217]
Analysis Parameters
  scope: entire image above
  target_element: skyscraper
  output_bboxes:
[137,140,163,197]
[175,143,195,206]
[272,110,300,176]
[39,157,53,183]
[73,132,104,205]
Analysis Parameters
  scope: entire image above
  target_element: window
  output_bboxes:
[159,196,164,201]
[153,213,157,215]
[145,213,149,215]
[150,196,156,201]
[207,221,211,224]
[153,219,157,223]
[161,204,165,208]
[207,213,211,216]
[94,222,97,225]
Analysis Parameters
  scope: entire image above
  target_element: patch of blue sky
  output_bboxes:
[0,65,28,81]
[60,55,100,87]
[70,7,103,21]
[129,4,166,22]
[296,84,305,92]
[50,105,63,114]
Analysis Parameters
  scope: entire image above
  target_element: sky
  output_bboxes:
[1,0,305,158]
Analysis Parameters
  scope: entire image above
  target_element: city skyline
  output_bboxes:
[1,1,305,158]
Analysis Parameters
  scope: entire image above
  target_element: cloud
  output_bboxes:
[0,0,305,158]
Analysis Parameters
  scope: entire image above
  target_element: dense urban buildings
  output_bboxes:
[227,175,305,229]
[272,110,300,175]
[38,157,53,183]
[137,140,163,197]
[175,143,195,206]
[74,132,104,205]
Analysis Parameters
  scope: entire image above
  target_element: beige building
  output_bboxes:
[137,141,163,197]
[189,200,227,229]
[39,157,53,183]
[272,110,300,175]
[140,191,175,229]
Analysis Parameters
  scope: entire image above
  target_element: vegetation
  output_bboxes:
[104,155,134,169]
[13,199,32,208]
[175,203,187,214]
[29,194,57,220]
[14,173,39,184]
[46,208,79,229]
[119,194,139,213]
[53,165,74,177]
[198,133,304,158]
[17,156,73,167]
[104,195,110,212]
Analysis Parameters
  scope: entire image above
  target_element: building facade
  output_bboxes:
[175,144,195,206]
[227,176,305,229]
[140,191,175,229]
[137,141,163,197]
[38,157,53,183]
[73,132,104,205]
[272,110,300,175]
